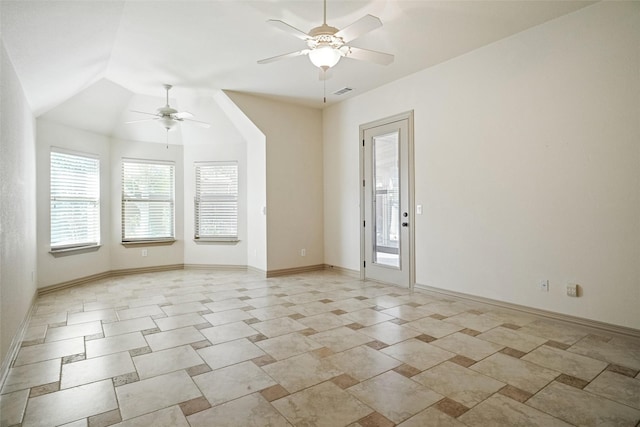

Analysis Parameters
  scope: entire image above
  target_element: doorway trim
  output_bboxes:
[359,111,415,289]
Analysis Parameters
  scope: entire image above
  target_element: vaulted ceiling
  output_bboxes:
[1,0,594,136]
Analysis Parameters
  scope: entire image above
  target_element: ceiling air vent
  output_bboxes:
[333,87,353,96]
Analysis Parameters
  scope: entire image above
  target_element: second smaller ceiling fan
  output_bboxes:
[126,84,210,131]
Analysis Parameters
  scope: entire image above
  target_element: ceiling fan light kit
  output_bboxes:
[258,0,394,73]
[309,45,342,69]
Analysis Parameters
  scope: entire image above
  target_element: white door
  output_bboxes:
[361,112,413,287]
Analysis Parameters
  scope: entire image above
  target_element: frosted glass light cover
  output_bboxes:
[308,46,341,69]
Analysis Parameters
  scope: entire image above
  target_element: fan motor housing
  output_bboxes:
[308,24,343,50]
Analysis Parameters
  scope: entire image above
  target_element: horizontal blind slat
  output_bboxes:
[122,160,175,241]
[50,151,100,249]
[195,162,238,239]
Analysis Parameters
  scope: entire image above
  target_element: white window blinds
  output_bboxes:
[122,160,175,242]
[195,162,238,240]
[50,150,100,250]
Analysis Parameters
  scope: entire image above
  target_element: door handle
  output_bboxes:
[402,222,409,227]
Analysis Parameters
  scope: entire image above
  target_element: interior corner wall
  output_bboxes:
[0,41,38,366]
[323,2,640,329]
[36,120,112,288]
[215,90,267,272]
[225,92,324,272]
[182,96,248,268]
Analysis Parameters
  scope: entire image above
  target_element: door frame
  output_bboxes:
[359,111,415,289]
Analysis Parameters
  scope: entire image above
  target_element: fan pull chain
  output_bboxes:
[323,77,326,103]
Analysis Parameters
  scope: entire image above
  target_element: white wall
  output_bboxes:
[323,2,640,329]
[215,91,267,273]
[182,96,248,267]
[36,120,112,287]
[226,92,324,272]
[0,42,38,366]
[109,138,184,270]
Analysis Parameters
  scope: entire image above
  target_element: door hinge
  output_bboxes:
[362,139,365,147]
[363,220,366,227]
[364,260,366,267]
[363,179,365,187]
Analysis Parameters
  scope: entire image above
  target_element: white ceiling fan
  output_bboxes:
[258,0,394,74]
[126,84,210,131]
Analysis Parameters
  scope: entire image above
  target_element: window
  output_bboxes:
[50,150,100,251]
[195,162,238,241]
[122,160,175,242]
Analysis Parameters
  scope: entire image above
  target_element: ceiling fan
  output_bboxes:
[126,84,210,131]
[258,0,394,73]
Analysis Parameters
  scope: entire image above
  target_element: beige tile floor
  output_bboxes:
[1,269,639,427]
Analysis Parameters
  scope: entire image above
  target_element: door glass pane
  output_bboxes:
[373,131,400,268]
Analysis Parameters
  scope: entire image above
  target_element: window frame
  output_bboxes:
[49,148,101,253]
[121,158,176,244]
[194,161,239,242]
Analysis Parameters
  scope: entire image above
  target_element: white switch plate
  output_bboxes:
[416,205,423,215]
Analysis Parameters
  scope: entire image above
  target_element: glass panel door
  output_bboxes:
[362,113,412,288]
[373,132,400,268]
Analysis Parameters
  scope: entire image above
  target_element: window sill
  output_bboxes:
[50,244,101,257]
[194,238,240,244]
[122,239,176,247]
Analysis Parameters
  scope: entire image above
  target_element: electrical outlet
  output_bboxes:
[300,249,306,257]
[567,283,579,297]
[141,249,148,257]
[539,279,549,292]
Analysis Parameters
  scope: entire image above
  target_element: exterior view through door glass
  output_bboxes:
[374,132,400,267]
[362,113,413,287]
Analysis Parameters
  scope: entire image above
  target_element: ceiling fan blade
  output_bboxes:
[130,110,158,117]
[174,111,193,119]
[343,46,394,65]
[182,118,211,129]
[258,49,310,65]
[267,19,310,40]
[335,14,382,43]
[125,118,157,124]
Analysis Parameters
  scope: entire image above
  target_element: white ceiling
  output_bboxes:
[1,0,594,133]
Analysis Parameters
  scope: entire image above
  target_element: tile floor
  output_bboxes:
[1,269,639,427]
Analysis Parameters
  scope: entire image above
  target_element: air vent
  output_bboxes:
[333,87,353,96]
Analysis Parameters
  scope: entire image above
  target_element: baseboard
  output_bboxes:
[109,264,184,277]
[266,264,325,278]
[183,264,247,271]
[0,291,37,391]
[323,264,360,278]
[38,262,325,295]
[38,265,184,296]
[38,271,112,295]
[415,283,640,339]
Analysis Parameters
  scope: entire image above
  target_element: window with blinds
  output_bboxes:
[50,150,100,251]
[195,162,238,241]
[122,160,175,242]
